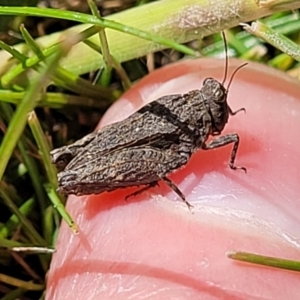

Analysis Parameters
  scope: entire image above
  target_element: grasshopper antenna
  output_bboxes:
[221,31,247,90]
[220,31,248,90]
[221,31,228,86]
[227,62,248,91]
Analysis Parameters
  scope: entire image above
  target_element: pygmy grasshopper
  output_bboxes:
[50,39,246,209]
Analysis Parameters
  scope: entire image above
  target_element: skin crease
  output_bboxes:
[46,58,300,299]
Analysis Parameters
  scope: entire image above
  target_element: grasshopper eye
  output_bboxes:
[214,87,225,102]
[203,78,213,85]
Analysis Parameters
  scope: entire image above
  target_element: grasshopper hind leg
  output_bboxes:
[161,176,193,210]
[125,177,192,211]
[125,182,159,201]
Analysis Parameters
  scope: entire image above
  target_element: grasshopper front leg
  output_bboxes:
[202,133,246,173]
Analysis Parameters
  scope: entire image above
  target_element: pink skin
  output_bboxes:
[46,59,300,299]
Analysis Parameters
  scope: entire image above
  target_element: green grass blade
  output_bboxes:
[0,6,196,56]
[241,21,300,61]
[0,184,47,246]
[20,24,44,59]
[0,287,26,300]
[0,103,48,211]
[0,273,44,291]
[0,33,78,181]
[45,184,78,235]
[0,198,35,239]
[1,2,300,75]
[0,90,108,108]
[27,111,57,187]
[0,40,27,62]
[227,251,300,272]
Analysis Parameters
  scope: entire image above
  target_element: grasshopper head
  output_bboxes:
[201,77,229,134]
